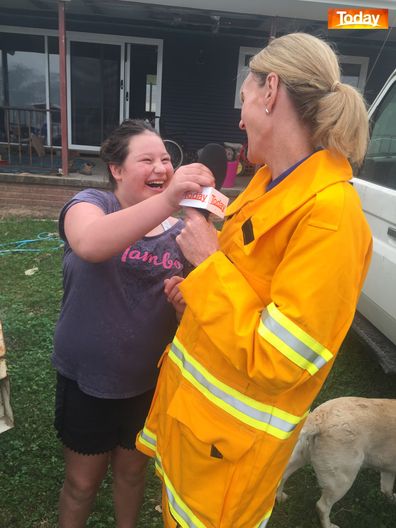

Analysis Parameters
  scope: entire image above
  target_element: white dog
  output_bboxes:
[276,397,396,528]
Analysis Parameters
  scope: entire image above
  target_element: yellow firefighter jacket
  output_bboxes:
[137,149,372,528]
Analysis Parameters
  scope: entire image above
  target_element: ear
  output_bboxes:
[109,163,123,183]
[264,72,280,113]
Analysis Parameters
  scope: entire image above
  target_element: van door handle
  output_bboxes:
[388,227,396,239]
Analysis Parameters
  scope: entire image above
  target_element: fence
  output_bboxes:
[0,105,61,170]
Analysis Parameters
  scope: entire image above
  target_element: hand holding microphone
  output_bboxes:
[175,144,228,267]
[179,143,229,219]
[162,162,214,211]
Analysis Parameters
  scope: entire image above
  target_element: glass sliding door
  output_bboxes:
[125,43,159,123]
[70,41,122,148]
[0,33,46,107]
[0,32,47,142]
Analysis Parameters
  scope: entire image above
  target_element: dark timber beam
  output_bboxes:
[58,0,69,176]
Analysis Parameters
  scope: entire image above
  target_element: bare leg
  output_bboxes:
[111,446,148,528]
[58,447,109,528]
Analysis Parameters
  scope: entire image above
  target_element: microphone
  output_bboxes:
[179,143,229,219]
[198,143,228,191]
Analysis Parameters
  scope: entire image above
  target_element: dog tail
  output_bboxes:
[301,403,332,439]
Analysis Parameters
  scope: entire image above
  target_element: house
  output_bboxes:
[0,0,395,215]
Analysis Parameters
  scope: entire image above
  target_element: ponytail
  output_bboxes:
[250,33,369,165]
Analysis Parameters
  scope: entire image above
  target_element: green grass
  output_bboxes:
[0,216,395,528]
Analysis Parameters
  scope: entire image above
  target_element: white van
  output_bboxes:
[352,69,396,373]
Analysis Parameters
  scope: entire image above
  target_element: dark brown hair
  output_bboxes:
[100,119,159,188]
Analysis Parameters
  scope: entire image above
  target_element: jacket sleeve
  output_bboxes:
[179,192,372,397]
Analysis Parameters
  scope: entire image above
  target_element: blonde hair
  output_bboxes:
[250,33,369,165]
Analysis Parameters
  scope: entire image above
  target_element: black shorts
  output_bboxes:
[54,373,155,455]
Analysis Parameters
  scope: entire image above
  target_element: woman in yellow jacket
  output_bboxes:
[137,33,372,528]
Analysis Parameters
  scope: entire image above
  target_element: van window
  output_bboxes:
[357,82,396,190]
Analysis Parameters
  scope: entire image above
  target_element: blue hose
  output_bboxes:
[0,232,63,255]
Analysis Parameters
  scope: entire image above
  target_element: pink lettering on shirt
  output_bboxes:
[121,247,182,270]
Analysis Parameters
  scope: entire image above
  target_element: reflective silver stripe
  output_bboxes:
[170,342,298,436]
[166,488,198,528]
[157,454,272,528]
[139,429,156,447]
[261,308,327,370]
[257,516,270,528]
[155,457,205,528]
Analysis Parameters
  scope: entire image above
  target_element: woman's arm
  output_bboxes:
[64,164,214,263]
[178,199,372,396]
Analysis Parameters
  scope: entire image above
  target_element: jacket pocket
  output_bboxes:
[161,381,256,527]
[168,381,255,461]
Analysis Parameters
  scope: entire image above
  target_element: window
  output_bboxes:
[234,49,369,108]
[146,74,157,113]
[234,47,260,109]
[339,55,369,93]
[358,81,396,190]
[0,32,60,146]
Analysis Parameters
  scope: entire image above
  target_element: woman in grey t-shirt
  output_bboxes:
[52,119,214,527]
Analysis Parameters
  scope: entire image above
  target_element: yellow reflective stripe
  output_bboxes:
[137,426,157,453]
[267,303,333,360]
[170,337,303,440]
[157,452,273,528]
[256,508,272,527]
[258,303,333,375]
[155,454,207,528]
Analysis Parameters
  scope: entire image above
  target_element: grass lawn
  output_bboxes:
[0,216,395,528]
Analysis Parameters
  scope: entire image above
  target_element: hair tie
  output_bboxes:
[331,80,341,92]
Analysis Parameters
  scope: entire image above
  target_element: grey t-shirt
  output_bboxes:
[52,189,186,398]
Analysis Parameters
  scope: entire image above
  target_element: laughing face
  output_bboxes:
[112,131,174,208]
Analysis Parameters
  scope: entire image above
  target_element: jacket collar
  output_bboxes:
[225,150,352,226]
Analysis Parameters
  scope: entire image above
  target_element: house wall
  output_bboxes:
[0,10,395,156]
[160,34,250,151]
[333,38,396,104]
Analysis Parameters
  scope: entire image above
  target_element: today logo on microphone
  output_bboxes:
[328,8,388,30]
[180,187,229,219]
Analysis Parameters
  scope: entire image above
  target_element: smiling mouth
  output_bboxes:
[146,180,165,189]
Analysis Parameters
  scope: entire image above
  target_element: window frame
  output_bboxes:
[234,48,370,109]
[339,55,369,93]
[234,46,261,109]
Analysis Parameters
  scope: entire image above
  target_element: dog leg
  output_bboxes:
[276,437,308,503]
[380,472,396,502]
[315,465,360,528]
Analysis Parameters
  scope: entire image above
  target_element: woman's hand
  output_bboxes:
[176,208,219,267]
[164,276,186,321]
[162,163,215,210]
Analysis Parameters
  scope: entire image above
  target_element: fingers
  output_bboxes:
[176,215,219,267]
[174,163,215,188]
[163,163,215,210]
[164,276,184,301]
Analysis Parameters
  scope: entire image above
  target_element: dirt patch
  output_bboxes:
[0,206,58,219]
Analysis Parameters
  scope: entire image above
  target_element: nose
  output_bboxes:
[153,161,167,173]
[239,119,245,131]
